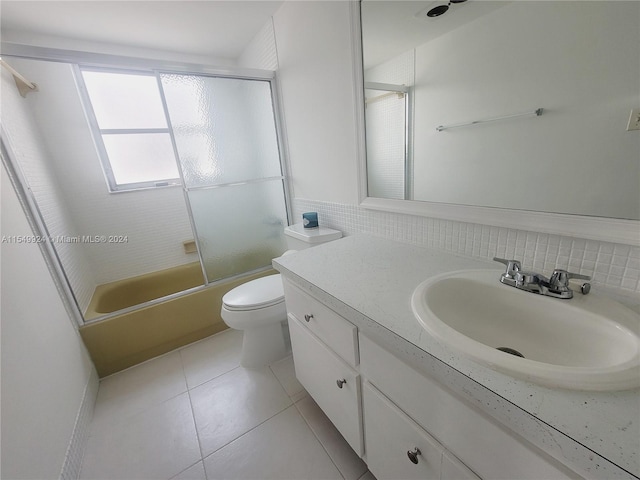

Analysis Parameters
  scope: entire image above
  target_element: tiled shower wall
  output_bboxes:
[293,198,640,298]
[1,67,97,313]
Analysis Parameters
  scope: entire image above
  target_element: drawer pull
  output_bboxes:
[336,378,347,389]
[304,314,314,322]
[407,447,421,464]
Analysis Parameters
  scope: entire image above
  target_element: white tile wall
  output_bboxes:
[60,368,99,480]
[237,18,278,70]
[365,49,414,87]
[293,198,640,296]
[1,66,97,312]
[74,186,198,285]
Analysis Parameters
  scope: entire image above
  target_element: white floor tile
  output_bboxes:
[269,354,306,399]
[296,395,368,480]
[190,366,292,457]
[180,329,243,389]
[171,461,207,480]
[203,405,343,480]
[80,393,200,480]
[91,351,187,434]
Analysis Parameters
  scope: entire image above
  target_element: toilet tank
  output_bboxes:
[284,223,342,250]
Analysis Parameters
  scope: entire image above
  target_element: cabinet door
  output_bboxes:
[363,382,443,480]
[288,314,364,455]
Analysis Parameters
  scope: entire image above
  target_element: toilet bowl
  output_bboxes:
[220,224,342,367]
[221,274,288,368]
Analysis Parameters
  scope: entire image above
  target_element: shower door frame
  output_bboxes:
[155,70,293,287]
[0,44,294,326]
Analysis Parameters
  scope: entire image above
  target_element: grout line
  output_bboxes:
[185,363,242,392]
[186,387,207,477]
[200,402,296,465]
[168,459,204,480]
[292,399,347,480]
[179,349,207,473]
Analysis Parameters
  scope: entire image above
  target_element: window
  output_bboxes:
[77,68,181,191]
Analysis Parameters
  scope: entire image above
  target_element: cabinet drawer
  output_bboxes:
[289,314,364,456]
[363,381,443,480]
[442,451,481,480]
[283,279,359,367]
[360,335,575,480]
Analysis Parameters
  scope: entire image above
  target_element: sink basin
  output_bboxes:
[411,270,640,391]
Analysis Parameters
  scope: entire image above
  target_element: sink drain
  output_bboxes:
[496,347,525,358]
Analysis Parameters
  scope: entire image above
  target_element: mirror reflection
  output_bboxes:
[361,1,640,220]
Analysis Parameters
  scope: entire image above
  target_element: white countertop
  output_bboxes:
[273,234,640,479]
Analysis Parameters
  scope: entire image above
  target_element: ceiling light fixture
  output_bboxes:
[426,0,468,18]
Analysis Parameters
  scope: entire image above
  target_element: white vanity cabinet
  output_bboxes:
[283,278,578,480]
[283,279,364,455]
[359,335,576,480]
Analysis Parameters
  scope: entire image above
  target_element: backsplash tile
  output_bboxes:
[293,198,640,297]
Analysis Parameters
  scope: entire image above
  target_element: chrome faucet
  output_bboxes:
[493,258,591,299]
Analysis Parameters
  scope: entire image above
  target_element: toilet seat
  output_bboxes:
[220,274,289,366]
[222,274,285,311]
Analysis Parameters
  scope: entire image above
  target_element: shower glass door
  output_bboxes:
[160,73,289,283]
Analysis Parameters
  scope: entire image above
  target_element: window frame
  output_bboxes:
[74,65,182,193]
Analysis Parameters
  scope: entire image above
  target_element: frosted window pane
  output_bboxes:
[160,74,282,188]
[188,180,288,282]
[82,71,167,130]
[102,134,179,185]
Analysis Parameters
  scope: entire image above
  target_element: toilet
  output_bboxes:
[221,223,342,367]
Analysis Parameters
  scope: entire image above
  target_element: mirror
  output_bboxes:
[360,1,640,221]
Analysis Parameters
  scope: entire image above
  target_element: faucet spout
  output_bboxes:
[493,258,590,299]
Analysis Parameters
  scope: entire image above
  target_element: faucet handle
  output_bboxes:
[549,269,591,290]
[493,258,521,278]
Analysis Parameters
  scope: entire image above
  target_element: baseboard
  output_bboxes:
[59,367,99,480]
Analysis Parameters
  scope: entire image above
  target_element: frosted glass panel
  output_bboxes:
[188,180,288,282]
[82,71,167,130]
[160,74,282,188]
[102,133,179,184]
[365,89,406,200]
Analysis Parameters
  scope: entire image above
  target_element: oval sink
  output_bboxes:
[411,270,640,391]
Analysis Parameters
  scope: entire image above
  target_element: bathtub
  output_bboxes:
[80,262,275,377]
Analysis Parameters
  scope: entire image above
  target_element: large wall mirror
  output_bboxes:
[357,1,640,245]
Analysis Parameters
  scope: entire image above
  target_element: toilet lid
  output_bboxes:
[222,274,285,311]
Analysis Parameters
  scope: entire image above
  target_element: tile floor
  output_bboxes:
[80,328,374,480]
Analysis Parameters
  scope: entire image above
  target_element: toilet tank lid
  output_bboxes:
[284,223,342,244]
[222,274,284,310]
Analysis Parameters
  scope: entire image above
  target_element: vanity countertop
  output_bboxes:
[273,234,640,480]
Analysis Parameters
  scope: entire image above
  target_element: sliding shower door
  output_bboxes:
[160,73,289,283]
[364,83,410,200]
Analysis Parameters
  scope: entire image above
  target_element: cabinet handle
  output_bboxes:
[407,447,421,464]
[336,378,347,389]
[304,314,314,322]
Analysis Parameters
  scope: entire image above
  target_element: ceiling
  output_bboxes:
[361,0,507,70]
[0,1,284,60]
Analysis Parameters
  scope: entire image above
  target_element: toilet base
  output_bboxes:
[240,322,288,368]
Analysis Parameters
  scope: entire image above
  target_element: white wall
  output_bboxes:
[411,2,639,219]
[0,165,97,479]
[273,0,360,205]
